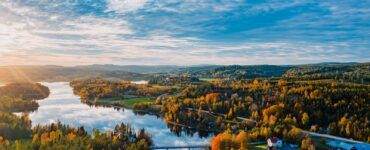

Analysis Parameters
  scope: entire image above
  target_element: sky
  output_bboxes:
[0,0,369,66]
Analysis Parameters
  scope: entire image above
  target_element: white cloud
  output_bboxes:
[0,1,368,66]
[143,0,243,14]
[37,16,132,36]
[106,0,148,13]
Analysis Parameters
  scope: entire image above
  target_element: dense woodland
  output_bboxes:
[72,76,369,149]
[1,63,369,149]
[73,65,370,148]
[0,82,152,150]
[148,75,200,86]
[0,83,49,112]
[0,119,152,150]
[283,62,370,84]
[154,79,369,148]
[70,78,175,101]
[178,65,292,79]
[0,83,50,100]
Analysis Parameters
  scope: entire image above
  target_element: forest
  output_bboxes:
[154,79,369,148]
[177,65,292,79]
[0,63,369,149]
[0,83,49,112]
[283,62,370,84]
[70,78,175,100]
[70,69,369,149]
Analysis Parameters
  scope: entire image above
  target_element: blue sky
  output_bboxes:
[0,0,369,66]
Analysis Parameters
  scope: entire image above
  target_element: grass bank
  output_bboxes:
[91,97,154,109]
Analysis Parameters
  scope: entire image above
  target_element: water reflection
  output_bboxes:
[132,110,215,138]
[83,101,125,111]
[28,82,211,146]
[166,124,215,138]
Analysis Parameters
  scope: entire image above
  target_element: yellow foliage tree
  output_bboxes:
[260,127,271,138]
[269,115,277,126]
[0,136,9,146]
[287,127,302,142]
[211,132,234,150]
[40,133,51,145]
[301,113,309,126]
[235,131,249,149]
[301,136,315,150]
[205,93,220,103]
[67,132,77,141]
[211,131,250,150]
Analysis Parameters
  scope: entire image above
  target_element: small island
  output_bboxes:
[70,78,176,108]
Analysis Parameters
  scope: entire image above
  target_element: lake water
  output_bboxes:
[27,82,211,146]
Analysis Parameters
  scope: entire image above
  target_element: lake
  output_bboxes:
[27,82,211,146]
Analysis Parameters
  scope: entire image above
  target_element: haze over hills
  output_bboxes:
[74,64,181,74]
[0,62,369,84]
[0,65,146,83]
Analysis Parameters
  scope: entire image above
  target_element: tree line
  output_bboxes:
[70,78,175,101]
[135,78,369,149]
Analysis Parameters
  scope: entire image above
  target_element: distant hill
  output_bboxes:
[174,63,369,83]
[0,65,149,83]
[74,64,180,74]
[1,62,368,83]
[176,65,292,79]
[284,62,370,83]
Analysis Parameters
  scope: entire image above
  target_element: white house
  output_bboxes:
[267,137,283,149]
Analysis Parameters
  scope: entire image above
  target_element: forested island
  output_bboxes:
[70,78,175,108]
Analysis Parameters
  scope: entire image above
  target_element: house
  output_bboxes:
[267,137,283,150]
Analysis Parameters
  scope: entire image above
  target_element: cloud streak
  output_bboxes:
[0,0,369,66]
[106,0,148,13]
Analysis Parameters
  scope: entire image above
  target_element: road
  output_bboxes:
[184,107,257,124]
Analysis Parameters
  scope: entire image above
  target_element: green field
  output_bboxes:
[121,97,153,108]
[199,78,216,82]
[93,97,153,108]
